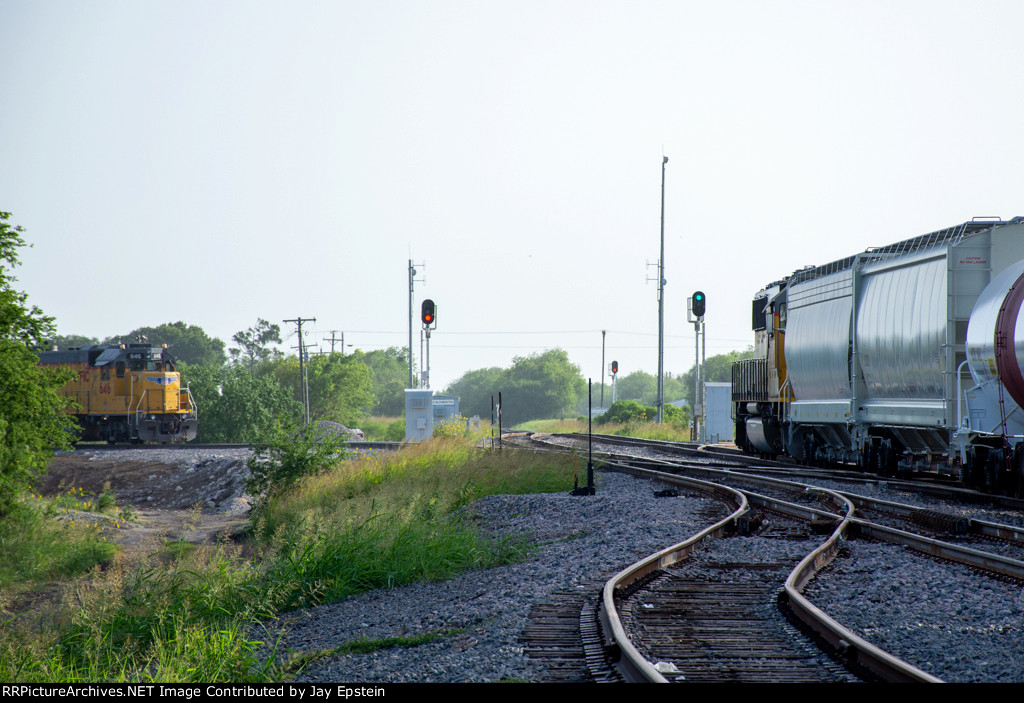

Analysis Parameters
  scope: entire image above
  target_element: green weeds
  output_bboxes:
[520,417,694,441]
[0,438,572,682]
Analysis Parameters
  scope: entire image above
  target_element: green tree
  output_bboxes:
[47,333,100,350]
[272,353,373,426]
[595,399,691,428]
[613,370,687,407]
[663,402,692,428]
[105,321,226,367]
[679,348,756,406]
[307,353,374,425]
[596,400,655,423]
[503,349,585,424]
[0,212,77,516]
[246,421,346,509]
[182,363,301,442]
[444,366,506,420]
[230,318,283,372]
[358,347,412,416]
[616,370,658,405]
[446,351,586,425]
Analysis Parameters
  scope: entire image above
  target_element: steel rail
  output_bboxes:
[843,491,1024,550]
[781,523,943,682]
[545,431,1024,509]
[847,517,1024,580]
[724,489,941,682]
[587,449,1024,562]
[528,434,1024,681]
[596,463,749,683]
[601,461,943,683]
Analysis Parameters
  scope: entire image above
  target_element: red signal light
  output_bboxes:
[421,299,436,326]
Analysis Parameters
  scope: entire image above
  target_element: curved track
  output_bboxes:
[522,432,1024,683]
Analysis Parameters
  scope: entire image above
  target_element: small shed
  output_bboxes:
[703,382,733,443]
[432,394,460,423]
[405,389,434,442]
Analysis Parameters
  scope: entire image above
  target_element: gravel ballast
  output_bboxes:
[276,470,723,683]
[51,446,1024,683]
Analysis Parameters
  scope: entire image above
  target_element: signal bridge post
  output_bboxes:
[688,292,706,442]
[421,299,436,389]
[610,360,619,405]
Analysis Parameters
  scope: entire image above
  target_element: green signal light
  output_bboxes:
[693,291,706,317]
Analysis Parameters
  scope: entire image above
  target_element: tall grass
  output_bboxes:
[256,438,571,607]
[1,529,288,683]
[520,417,694,441]
[0,497,119,590]
[0,439,573,682]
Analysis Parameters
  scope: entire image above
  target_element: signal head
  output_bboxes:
[421,299,436,326]
[692,291,706,318]
[611,360,618,374]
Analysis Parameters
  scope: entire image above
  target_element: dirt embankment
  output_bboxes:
[38,449,254,547]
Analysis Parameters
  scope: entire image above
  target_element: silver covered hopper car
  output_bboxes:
[732,217,1024,494]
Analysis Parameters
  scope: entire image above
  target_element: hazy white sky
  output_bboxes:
[3,0,1023,391]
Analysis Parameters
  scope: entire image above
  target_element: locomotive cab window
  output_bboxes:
[116,361,126,378]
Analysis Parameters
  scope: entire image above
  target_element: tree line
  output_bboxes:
[444,347,754,427]
[49,320,413,442]
[1,208,754,515]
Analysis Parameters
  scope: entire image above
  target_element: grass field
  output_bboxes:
[0,438,574,683]
[517,417,694,441]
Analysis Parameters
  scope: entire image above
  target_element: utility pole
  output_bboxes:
[323,330,344,354]
[694,320,701,441]
[690,292,707,442]
[285,316,316,424]
[657,155,668,423]
[601,330,606,407]
[701,317,707,442]
[408,260,424,388]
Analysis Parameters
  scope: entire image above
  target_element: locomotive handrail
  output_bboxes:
[186,383,198,419]
[130,377,144,430]
[777,377,793,421]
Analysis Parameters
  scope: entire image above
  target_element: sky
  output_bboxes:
[3,0,1023,392]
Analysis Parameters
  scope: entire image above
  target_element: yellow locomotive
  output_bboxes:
[38,343,198,443]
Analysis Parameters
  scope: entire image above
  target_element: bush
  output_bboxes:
[246,422,347,508]
[433,415,468,439]
[359,416,406,441]
[596,400,654,424]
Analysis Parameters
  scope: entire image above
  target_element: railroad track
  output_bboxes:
[547,431,1024,511]
[518,433,1024,682]
[622,554,858,682]
[593,461,938,682]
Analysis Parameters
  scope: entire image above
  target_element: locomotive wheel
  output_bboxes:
[874,440,895,477]
[984,454,999,493]
[1016,454,1024,499]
